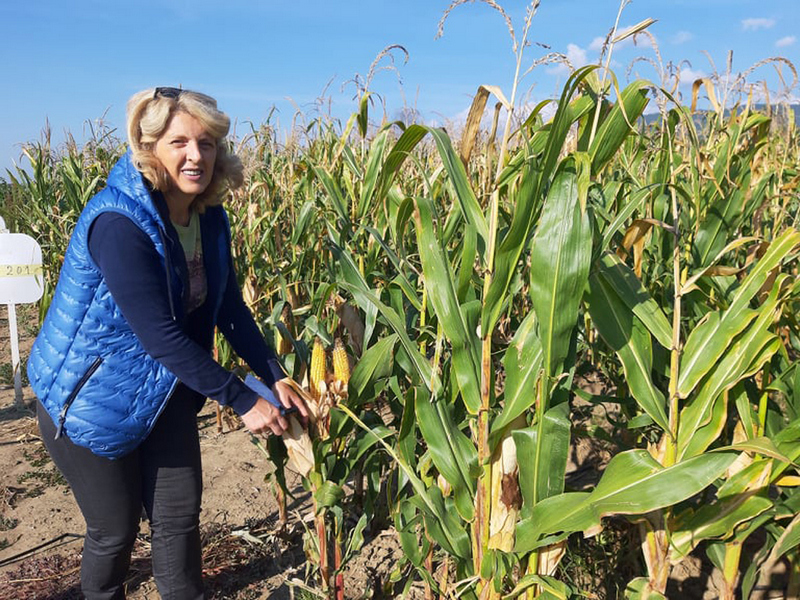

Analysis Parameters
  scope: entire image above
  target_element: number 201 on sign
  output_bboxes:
[2,264,44,277]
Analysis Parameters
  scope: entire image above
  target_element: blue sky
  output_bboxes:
[1,0,798,175]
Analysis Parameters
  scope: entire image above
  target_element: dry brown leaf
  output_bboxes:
[282,416,314,477]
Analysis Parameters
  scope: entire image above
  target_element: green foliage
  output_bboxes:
[7,48,800,600]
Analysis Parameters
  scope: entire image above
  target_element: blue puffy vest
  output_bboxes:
[27,151,228,458]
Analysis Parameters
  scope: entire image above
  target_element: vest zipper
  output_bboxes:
[55,356,103,440]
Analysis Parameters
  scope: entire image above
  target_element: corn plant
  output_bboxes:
[6,9,799,594]
[512,89,800,598]
[321,40,800,600]
[3,124,122,322]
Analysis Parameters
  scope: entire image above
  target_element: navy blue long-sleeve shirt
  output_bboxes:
[88,211,284,416]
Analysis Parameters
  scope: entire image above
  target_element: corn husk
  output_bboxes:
[282,415,314,477]
[242,273,260,308]
[488,431,521,552]
[279,379,319,476]
[276,302,295,355]
[333,296,364,356]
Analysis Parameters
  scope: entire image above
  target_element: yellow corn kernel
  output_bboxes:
[310,336,327,400]
[332,338,350,385]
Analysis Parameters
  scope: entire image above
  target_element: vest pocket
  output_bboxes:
[55,356,103,439]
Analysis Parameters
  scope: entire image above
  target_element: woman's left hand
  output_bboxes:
[272,377,310,426]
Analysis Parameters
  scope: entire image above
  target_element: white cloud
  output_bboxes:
[615,24,656,49]
[566,43,589,68]
[589,36,605,52]
[671,31,693,45]
[547,43,590,75]
[741,17,775,31]
[587,25,656,54]
[679,67,706,86]
[776,36,796,48]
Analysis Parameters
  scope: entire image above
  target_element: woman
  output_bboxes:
[27,87,307,599]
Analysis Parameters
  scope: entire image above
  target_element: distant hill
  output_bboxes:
[642,103,799,129]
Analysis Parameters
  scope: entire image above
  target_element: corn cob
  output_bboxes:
[276,302,294,355]
[310,336,327,400]
[332,338,350,385]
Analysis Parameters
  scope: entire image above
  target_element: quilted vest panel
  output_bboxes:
[28,152,181,458]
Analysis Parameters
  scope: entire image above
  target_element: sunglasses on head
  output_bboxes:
[154,87,182,99]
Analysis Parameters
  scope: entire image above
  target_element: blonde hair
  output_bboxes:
[126,88,244,212]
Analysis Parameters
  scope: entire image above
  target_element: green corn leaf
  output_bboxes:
[339,404,470,560]
[350,334,398,397]
[624,577,668,600]
[515,449,737,552]
[395,501,428,568]
[594,252,673,349]
[458,223,477,302]
[409,487,472,560]
[313,165,349,225]
[506,574,572,599]
[329,234,379,352]
[365,225,422,311]
[771,421,800,483]
[513,403,571,509]
[515,491,590,552]
[356,91,370,138]
[529,158,593,381]
[694,184,747,268]
[427,127,489,249]
[726,437,792,463]
[314,481,346,508]
[373,123,490,250]
[290,200,318,246]
[670,495,772,560]
[333,243,437,392]
[765,512,800,570]
[348,425,395,467]
[357,129,391,219]
[490,310,543,447]
[588,79,651,174]
[679,283,783,459]
[678,229,800,397]
[415,195,482,414]
[483,67,597,335]
[375,124,429,204]
[599,185,654,253]
[587,271,669,431]
[343,513,369,568]
[677,310,757,399]
[717,459,773,498]
[415,389,477,521]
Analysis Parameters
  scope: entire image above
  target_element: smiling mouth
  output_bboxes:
[182,168,203,177]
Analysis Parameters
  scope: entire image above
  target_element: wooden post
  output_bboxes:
[8,303,22,405]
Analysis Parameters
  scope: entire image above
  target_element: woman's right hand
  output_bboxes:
[240,397,289,436]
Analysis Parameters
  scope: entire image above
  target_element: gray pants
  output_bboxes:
[37,388,205,600]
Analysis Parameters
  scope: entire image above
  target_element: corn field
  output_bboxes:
[4,5,800,598]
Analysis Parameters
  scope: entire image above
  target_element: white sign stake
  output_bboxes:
[0,218,44,405]
[8,303,22,404]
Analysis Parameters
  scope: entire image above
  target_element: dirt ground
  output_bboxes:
[0,306,791,599]
[0,306,408,599]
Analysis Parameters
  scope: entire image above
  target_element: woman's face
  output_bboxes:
[153,111,217,207]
